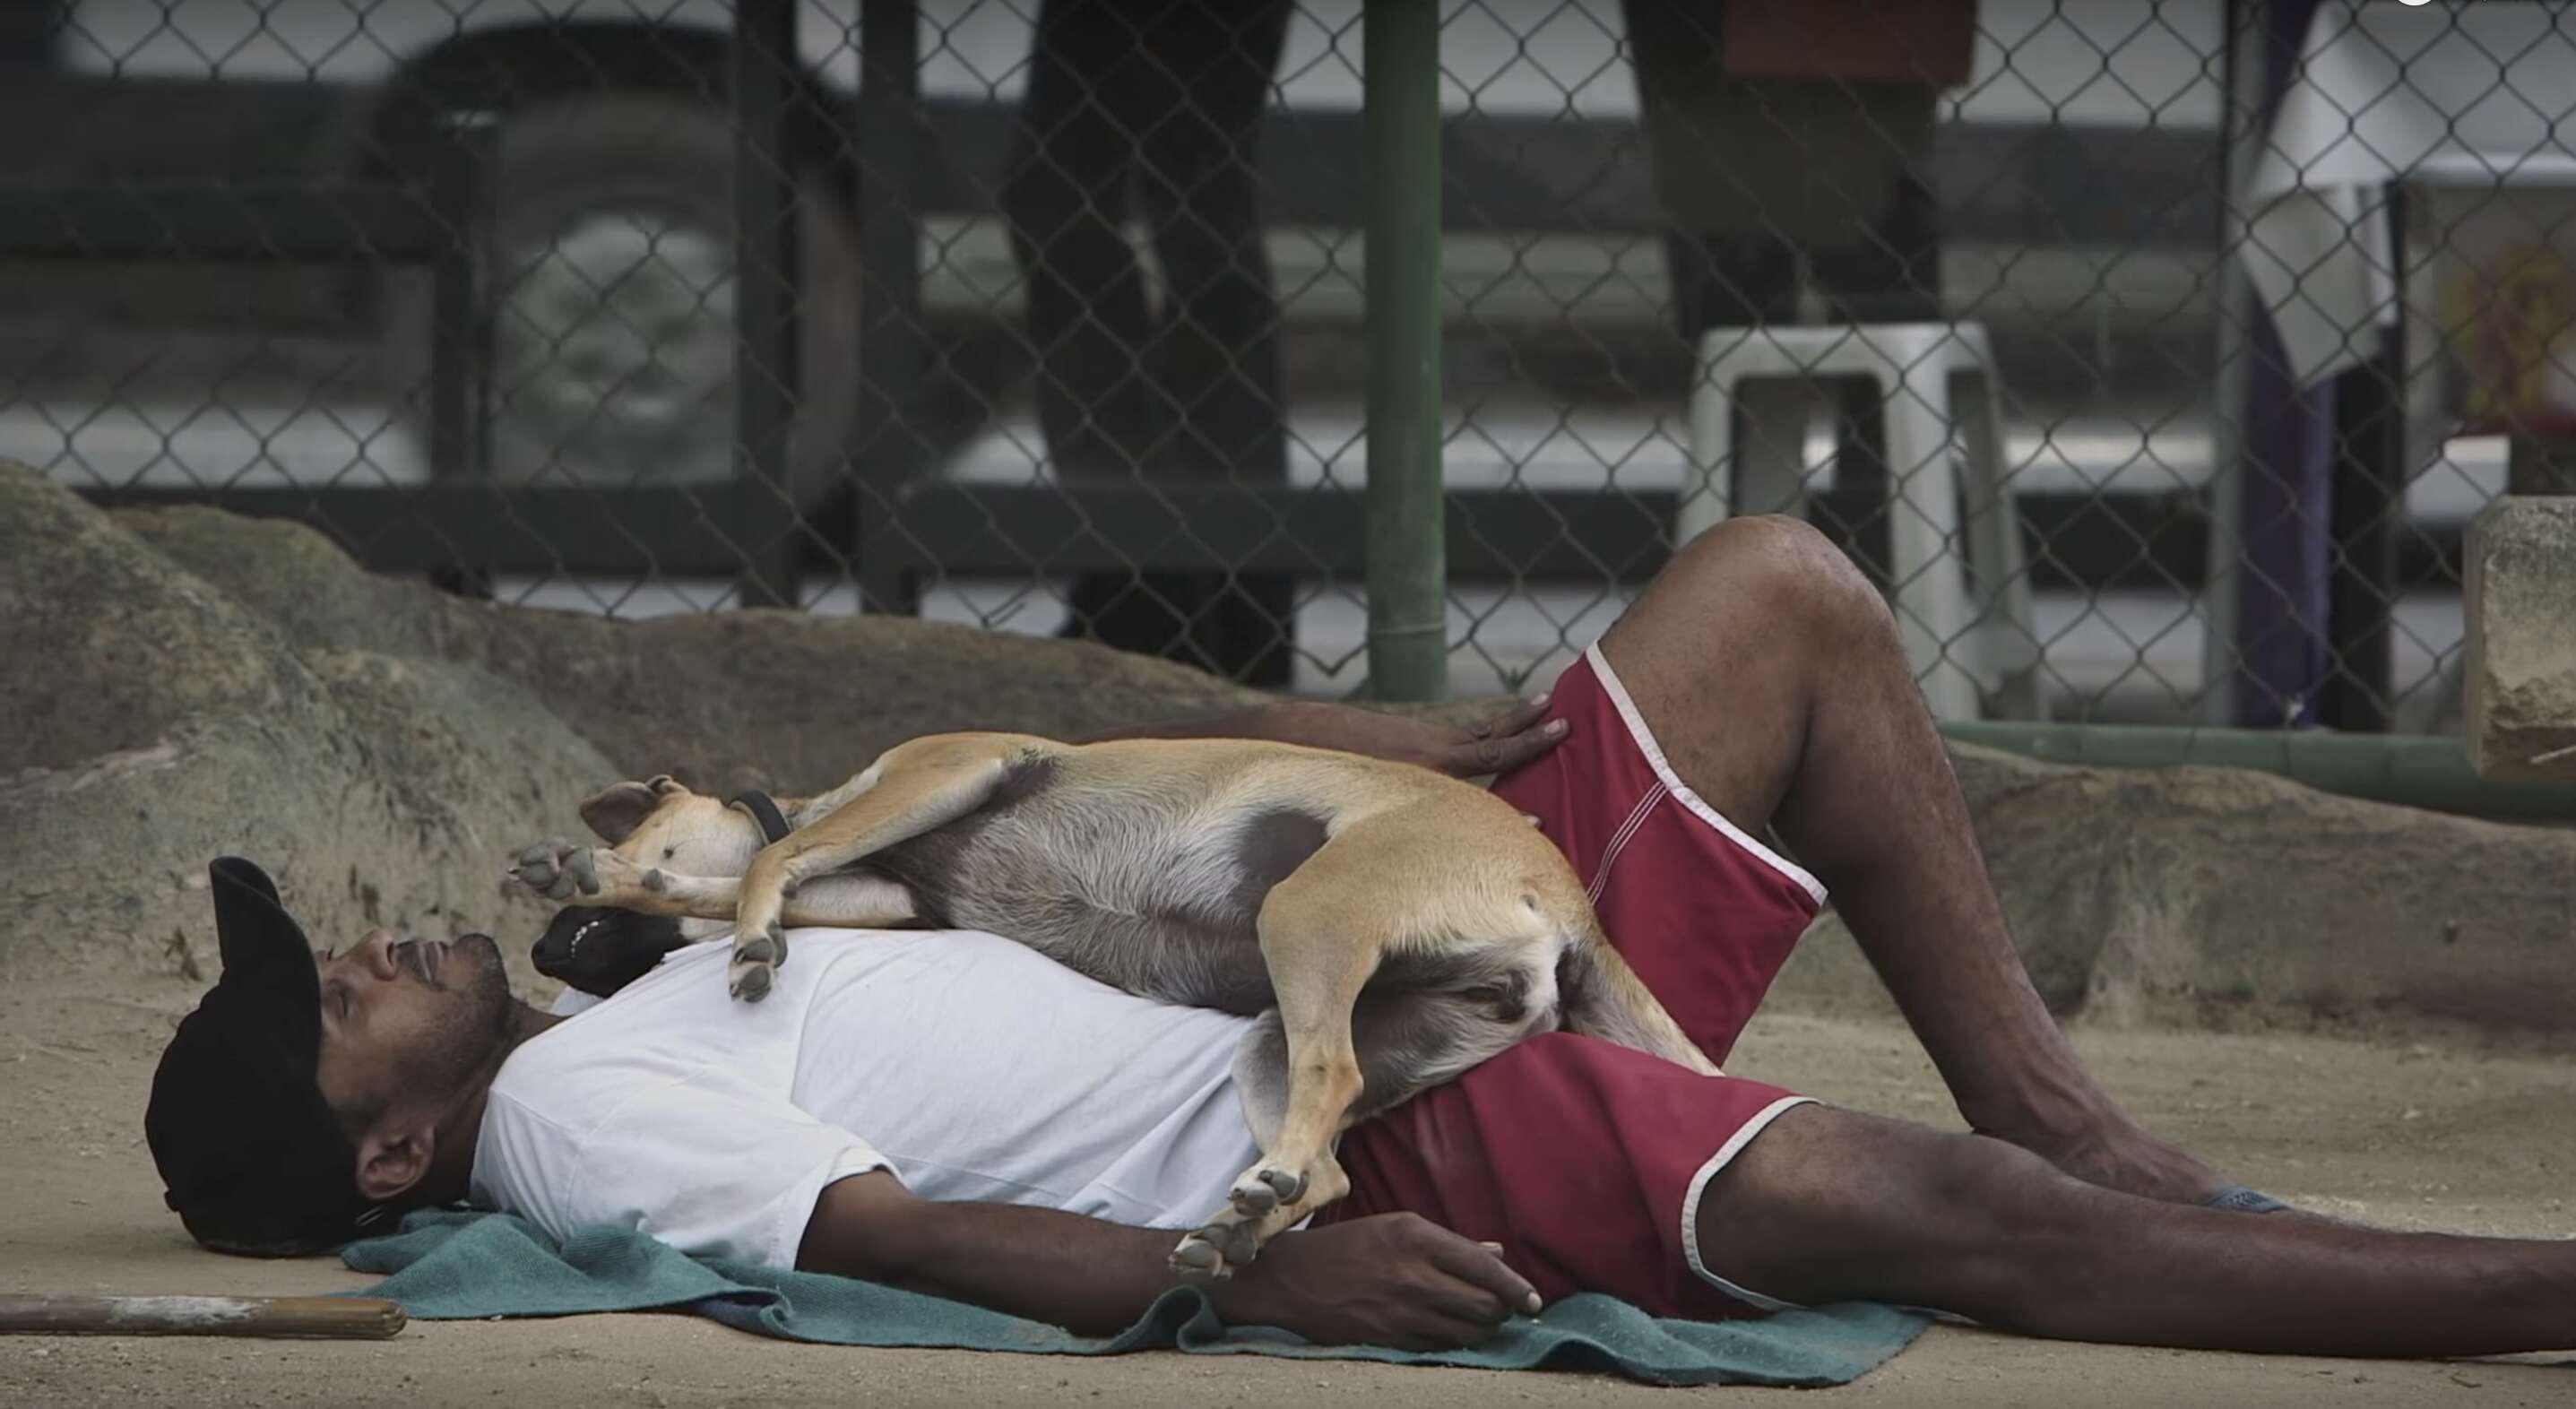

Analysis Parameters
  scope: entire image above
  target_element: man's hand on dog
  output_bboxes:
[1255,696,1568,781]
[1215,1212,1543,1351]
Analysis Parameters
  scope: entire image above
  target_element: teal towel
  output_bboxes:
[343,1209,1926,1387]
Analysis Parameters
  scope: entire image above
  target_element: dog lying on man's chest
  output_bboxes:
[509,730,1716,1279]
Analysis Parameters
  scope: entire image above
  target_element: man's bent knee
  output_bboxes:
[1652,515,1892,645]
[1674,512,1832,564]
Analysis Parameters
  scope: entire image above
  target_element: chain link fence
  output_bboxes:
[3,0,2562,730]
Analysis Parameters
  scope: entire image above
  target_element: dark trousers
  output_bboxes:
[1621,0,1947,494]
[1665,175,1945,498]
[1658,177,1944,335]
[0,1,55,68]
[1002,0,1297,686]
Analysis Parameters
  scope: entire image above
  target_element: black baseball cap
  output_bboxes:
[144,858,384,1256]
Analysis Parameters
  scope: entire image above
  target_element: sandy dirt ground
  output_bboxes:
[5,976,2573,1408]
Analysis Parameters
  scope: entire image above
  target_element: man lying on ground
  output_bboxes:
[145,518,2576,1355]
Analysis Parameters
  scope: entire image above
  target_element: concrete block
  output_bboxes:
[2465,497,2576,782]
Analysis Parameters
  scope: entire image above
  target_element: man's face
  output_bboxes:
[312,928,514,1133]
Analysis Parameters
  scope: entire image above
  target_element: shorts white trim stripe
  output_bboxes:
[1586,780,1667,906]
[1581,643,1830,908]
[1678,1094,1819,1313]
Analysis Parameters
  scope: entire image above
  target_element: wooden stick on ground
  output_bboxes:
[0,1295,406,1339]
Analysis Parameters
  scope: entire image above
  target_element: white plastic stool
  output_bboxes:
[1678,321,2043,722]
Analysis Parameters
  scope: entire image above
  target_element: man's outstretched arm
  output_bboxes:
[797,1171,1540,1350]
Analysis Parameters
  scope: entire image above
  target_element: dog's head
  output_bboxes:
[577,775,771,940]
[520,774,765,991]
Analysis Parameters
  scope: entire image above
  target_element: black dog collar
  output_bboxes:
[730,790,793,845]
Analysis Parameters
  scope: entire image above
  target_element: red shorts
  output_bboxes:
[1326,644,1830,1320]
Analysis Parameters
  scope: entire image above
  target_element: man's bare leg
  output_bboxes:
[1699,1103,2576,1357]
[1598,515,2221,1201]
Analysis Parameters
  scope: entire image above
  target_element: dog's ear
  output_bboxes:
[578,782,662,843]
[645,774,689,797]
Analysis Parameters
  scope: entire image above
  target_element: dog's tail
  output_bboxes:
[1555,919,1723,1076]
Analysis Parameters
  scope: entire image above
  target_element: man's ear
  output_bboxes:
[354,1120,437,1203]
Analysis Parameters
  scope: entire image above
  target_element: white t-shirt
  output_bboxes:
[469,929,1263,1269]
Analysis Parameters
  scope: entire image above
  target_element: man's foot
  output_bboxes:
[1982,1114,2234,1207]
[1979,1096,2305,1215]
[2200,1184,2293,1215]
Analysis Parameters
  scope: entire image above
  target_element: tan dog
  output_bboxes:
[509,732,1716,1278]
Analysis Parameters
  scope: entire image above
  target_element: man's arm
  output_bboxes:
[798,1171,1540,1351]
[1077,697,1568,780]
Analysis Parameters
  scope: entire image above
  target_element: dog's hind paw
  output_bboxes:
[1167,1233,1228,1279]
[1226,1165,1306,1219]
[1168,1218,1258,1281]
[1174,1158,1328,1278]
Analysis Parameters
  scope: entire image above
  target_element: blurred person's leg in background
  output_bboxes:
[1135,0,1296,688]
[0,1,57,69]
[1002,0,1297,687]
[1626,0,1965,554]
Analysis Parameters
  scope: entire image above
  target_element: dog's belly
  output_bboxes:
[955,897,1275,1015]
[860,799,1327,1017]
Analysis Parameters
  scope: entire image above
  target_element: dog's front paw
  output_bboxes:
[728,920,789,1003]
[508,840,600,902]
[510,842,651,903]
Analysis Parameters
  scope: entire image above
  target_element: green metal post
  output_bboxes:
[1364,0,1447,701]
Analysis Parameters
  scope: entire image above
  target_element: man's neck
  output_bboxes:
[416,998,565,1205]
[513,996,567,1043]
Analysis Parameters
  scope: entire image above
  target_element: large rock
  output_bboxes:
[1772,744,2576,1039]
[2466,497,2576,782]
[117,501,1269,796]
[0,652,618,982]
[0,465,319,773]
[0,469,618,982]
